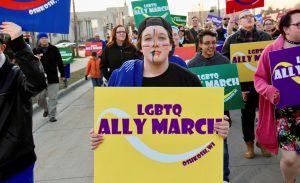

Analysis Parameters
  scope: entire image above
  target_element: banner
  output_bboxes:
[94,88,224,183]
[170,14,187,26]
[174,46,196,62]
[85,42,103,57]
[190,64,244,110]
[206,14,222,28]
[269,46,300,109]
[226,0,264,14]
[131,0,172,28]
[0,0,71,33]
[230,41,273,82]
[59,48,73,65]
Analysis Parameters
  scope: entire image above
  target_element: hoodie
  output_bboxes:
[187,51,230,68]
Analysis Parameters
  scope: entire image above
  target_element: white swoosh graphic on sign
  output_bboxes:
[126,136,213,163]
[232,51,257,72]
[97,108,213,163]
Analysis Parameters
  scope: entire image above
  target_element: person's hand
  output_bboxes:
[274,91,280,104]
[61,77,66,81]
[242,91,250,102]
[0,22,22,40]
[214,115,230,138]
[85,75,88,80]
[89,128,104,150]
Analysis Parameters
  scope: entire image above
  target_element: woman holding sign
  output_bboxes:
[254,9,300,183]
[90,17,230,150]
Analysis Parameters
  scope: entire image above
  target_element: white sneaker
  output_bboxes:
[223,181,229,183]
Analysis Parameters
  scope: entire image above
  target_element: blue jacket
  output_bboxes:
[169,55,187,68]
[108,60,143,86]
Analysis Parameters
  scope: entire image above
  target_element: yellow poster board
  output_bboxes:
[230,41,273,82]
[94,87,224,183]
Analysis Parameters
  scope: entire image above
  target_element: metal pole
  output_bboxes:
[72,0,79,57]
[218,0,220,17]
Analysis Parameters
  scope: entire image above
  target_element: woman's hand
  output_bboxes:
[214,115,230,138]
[89,128,104,150]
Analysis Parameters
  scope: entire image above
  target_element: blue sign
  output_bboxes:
[206,14,222,28]
[255,14,263,24]
[0,0,71,33]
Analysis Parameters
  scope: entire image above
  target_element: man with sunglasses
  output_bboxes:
[0,22,46,182]
[216,15,231,42]
[222,10,272,159]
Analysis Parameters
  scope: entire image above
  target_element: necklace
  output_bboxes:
[286,39,300,45]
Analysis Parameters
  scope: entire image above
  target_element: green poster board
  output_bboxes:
[131,0,172,28]
[59,48,73,64]
[170,14,187,26]
[190,64,244,110]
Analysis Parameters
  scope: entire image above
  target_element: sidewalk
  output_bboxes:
[32,82,299,183]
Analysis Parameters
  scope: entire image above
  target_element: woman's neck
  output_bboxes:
[284,36,300,49]
[143,59,169,77]
[116,40,123,46]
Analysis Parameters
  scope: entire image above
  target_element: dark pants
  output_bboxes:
[223,111,231,182]
[224,138,230,182]
[241,85,259,142]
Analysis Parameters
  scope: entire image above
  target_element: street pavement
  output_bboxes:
[32,80,299,183]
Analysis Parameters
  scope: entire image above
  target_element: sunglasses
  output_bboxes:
[223,18,230,20]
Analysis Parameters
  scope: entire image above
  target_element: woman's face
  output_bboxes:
[115,26,126,43]
[140,26,172,65]
[264,20,274,31]
[172,28,180,47]
[284,13,300,42]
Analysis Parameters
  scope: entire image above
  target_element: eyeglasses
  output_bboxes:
[202,41,217,46]
[290,22,300,29]
[240,14,254,20]
[179,29,185,32]
[116,31,126,34]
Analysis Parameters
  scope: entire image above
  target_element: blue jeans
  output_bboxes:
[224,138,230,182]
[3,164,34,183]
[91,76,103,87]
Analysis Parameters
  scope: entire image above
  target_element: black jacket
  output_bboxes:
[0,36,47,180]
[221,28,272,59]
[100,44,137,80]
[221,28,272,94]
[33,44,65,84]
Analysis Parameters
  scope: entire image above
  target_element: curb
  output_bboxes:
[33,78,86,113]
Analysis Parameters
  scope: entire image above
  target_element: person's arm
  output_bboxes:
[85,60,91,80]
[254,45,280,104]
[1,22,47,97]
[55,47,65,80]
[100,48,110,80]
[221,35,232,60]
[226,14,235,36]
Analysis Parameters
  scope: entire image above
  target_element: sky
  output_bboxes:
[73,0,299,15]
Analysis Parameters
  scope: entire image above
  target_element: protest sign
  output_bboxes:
[131,0,172,28]
[94,88,224,183]
[190,64,244,110]
[269,46,300,108]
[230,41,273,82]
[0,0,71,33]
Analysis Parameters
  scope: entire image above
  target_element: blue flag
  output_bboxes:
[0,0,71,33]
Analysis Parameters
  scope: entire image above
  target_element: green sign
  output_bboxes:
[59,48,73,64]
[189,64,244,110]
[170,14,187,26]
[131,0,172,28]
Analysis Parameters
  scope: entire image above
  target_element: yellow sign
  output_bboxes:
[230,41,273,82]
[94,87,224,183]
